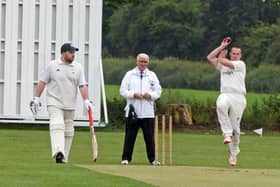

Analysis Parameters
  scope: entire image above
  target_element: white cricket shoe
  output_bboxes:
[151,160,160,166]
[121,160,129,165]
[229,152,237,166]
[223,136,233,144]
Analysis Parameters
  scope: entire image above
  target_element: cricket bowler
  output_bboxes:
[207,37,247,166]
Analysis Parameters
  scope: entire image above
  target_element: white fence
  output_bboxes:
[0,0,105,126]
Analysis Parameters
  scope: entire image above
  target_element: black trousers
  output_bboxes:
[122,118,155,163]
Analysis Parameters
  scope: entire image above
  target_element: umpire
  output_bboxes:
[120,53,162,165]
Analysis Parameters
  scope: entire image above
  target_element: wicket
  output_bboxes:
[154,114,173,165]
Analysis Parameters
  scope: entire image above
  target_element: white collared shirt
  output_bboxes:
[120,67,162,118]
[40,58,87,110]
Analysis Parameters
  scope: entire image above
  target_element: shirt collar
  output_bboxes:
[136,67,148,74]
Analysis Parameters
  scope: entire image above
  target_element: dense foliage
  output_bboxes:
[103,0,280,66]
[103,58,280,93]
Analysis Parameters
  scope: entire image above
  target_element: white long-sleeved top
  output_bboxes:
[120,67,162,118]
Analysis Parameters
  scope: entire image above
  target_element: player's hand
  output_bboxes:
[220,36,231,49]
[143,93,151,100]
[133,93,143,99]
[30,96,42,114]
[223,36,232,43]
[84,99,94,110]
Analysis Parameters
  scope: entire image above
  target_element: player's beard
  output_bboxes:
[65,58,73,63]
[64,54,75,63]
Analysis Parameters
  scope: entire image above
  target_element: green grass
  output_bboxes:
[105,84,272,108]
[0,129,154,187]
[0,128,280,186]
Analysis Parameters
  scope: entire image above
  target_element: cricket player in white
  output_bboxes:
[207,37,246,166]
[30,43,93,163]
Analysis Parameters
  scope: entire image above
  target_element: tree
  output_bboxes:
[103,0,143,45]
[103,0,280,63]
[104,0,204,59]
[201,0,265,53]
[265,35,280,64]
[239,21,280,66]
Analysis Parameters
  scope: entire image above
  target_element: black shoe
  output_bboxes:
[55,152,64,163]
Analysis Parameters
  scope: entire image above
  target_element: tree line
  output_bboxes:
[103,58,280,93]
[103,0,280,67]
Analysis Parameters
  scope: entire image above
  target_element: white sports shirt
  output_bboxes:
[40,58,87,110]
[120,67,162,118]
[216,60,246,95]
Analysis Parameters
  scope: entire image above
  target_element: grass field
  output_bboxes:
[105,84,272,108]
[1,128,280,187]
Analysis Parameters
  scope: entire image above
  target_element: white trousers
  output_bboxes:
[216,93,246,155]
[48,106,75,162]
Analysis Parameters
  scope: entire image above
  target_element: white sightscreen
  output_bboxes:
[0,0,103,126]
